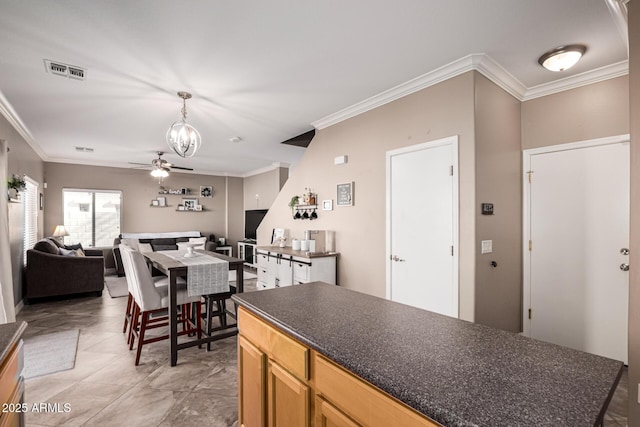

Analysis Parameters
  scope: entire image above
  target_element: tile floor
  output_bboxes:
[17,273,629,427]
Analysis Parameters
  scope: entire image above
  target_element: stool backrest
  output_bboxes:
[119,244,138,301]
[120,245,162,311]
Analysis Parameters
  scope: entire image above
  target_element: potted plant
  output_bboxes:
[288,195,299,216]
[7,175,26,200]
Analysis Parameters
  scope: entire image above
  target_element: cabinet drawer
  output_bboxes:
[239,308,309,381]
[314,354,438,427]
[293,261,310,283]
[257,252,269,268]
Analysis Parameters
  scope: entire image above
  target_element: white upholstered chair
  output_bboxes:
[120,244,203,365]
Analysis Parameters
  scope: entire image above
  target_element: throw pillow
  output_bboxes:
[64,243,83,251]
[75,248,85,257]
[138,243,153,253]
[121,238,140,251]
[189,237,207,249]
[58,247,77,257]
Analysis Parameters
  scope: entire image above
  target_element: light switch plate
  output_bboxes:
[481,240,493,254]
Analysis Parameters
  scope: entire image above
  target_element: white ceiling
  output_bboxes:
[0,0,628,177]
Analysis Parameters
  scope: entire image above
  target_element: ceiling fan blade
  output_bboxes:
[128,162,150,166]
[170,166,194,171]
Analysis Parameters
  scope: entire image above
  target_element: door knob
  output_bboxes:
[620,263,629,271]
[620,248,630,255]
[390,255,406,262]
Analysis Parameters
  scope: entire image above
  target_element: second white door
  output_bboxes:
[524,137,629,363]
[387,136,458,317]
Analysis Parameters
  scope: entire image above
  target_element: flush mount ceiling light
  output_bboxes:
[538,44,587,72]
[166,91,201,158]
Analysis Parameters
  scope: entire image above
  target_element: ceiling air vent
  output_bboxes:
[44,59,87,81]
[74,146,94,153]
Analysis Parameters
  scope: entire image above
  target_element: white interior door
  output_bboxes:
[524,136,629,363]
[386,136,458,317]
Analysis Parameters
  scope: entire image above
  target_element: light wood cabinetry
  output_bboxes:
[0,333,24,427]
[237,307,437,427]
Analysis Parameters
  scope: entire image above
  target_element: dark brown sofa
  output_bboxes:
[25,238,104,302]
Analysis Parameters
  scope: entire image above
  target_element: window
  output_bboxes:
[23,177,38,264]
[63,189,121,247]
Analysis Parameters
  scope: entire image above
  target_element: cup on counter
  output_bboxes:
[292,239,301,251]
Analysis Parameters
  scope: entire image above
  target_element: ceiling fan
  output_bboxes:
[129,151,193,180]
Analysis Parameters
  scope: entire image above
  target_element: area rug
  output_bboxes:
[105,275,128,298]
[23,329,80,379]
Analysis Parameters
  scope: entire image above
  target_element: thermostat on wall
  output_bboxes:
[481,203,494,215]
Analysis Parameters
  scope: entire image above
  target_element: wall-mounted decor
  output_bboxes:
[322,200,333,211]
[336,182,354,206]
[157,196,166,206]
[200,185,213,198]
[182,198,198,210]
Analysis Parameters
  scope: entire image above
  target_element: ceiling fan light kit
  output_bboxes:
[538,44,587,72]
[166,91,201,158]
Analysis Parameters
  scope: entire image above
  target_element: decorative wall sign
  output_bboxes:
[200,185,213,198]
[182,198,198,210]
[322,200,333,211]
[336,182,354,206]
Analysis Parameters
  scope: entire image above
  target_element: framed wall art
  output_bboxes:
[336,182,354,206]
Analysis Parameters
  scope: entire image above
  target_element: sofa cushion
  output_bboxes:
[64,243,83,251]
[33,239,59,254]
[58,247,78,256]
[148,238,178,251]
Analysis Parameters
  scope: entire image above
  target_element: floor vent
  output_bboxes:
[44,59,87,81]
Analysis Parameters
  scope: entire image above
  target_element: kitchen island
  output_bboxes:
[232,282,622,427]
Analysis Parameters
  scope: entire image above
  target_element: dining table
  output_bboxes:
[142,249,245,366]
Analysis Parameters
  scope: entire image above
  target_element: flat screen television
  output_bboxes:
[244,209,268,241]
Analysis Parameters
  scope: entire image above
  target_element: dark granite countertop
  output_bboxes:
[232,282,623,427]
[0,321,27,362]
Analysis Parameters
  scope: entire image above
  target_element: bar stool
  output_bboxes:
[121,245,203,365]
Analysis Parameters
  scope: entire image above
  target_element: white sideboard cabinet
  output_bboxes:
[256,247,337,290]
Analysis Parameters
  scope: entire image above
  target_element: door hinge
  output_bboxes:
[528,308,532,319]
[450,245,454,256]
[528,240,532,251]
[527,170,534,183]
[450,165,454,176]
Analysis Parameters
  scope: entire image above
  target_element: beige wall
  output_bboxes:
[243,167,289,210]
[2,116,44,305]
[226,176,244,251]
[628,2,639,423]
[474,73,522,332]
[522,76,629,149]
[258,72,478,322]
[43,163,238,245]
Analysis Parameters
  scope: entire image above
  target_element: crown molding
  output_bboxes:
[312,53,628,130]
[312,54,484,130]
[522,60,629,101]
[0,90,47,160]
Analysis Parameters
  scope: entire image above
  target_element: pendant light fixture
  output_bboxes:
[538,44,587,72]
[166,91,201,158]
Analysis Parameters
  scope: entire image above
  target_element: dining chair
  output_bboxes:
[202,286,236,350]
[121,245,203,365]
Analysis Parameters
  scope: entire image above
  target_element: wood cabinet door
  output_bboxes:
[268,361,309,427]
[239,336,266,427]
[315,396,361,427]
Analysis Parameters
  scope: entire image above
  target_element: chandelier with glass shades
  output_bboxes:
[166,91,201,158]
